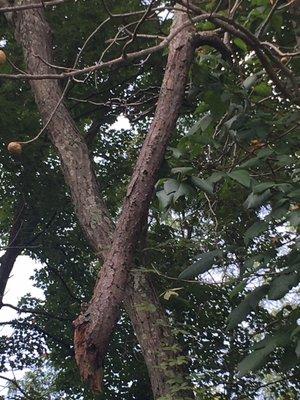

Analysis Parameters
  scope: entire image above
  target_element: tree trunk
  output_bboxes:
[73,7,195,391]
[13,1,195,398]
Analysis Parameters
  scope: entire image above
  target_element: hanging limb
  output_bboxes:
[0,0,69,13]
[0,202,25,303]
[0,199,42,304]
[0,207,56,308]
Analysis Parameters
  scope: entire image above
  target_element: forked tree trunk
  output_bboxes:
[13,1,195,399]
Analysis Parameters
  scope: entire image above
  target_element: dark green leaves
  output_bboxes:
[252,182,275,194]
[253,83,272,97]
[227,170,251,188]
[179,250,222,280]
[187,114,212,135]
[191,176,214,195]
[164,179,179,195]
[227,285,269,329]
[156,178,193,209]
[238,341,276,376]
[238,331,290,375]
[234,38,247,52]
[268,272,300,300]
[244,190,272,209]
[244,221,269,245]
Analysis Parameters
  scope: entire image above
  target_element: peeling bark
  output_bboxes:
[13,1,196,398]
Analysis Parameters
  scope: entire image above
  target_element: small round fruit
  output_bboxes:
[0,50,7,65]
[7,142,23,155]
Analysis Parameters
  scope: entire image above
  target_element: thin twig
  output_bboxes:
[0,0,69,13]
[257,0,281,39]
[122,0,156,57]
[0,375,33,400]
[262,41,300,57]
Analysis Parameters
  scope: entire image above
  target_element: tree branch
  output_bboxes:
[0,0,69,13]
[0,202,25,303]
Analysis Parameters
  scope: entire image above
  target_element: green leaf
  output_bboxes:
[277,183,294,193]
[244,221,269,245]
[191,176,214,195]
[289,211,300,227]
[174,183,192,202]
[287,189,300,201]
[156,190,172,210]
[168,147,183,159]
[203,90,226,117]
[268,272,299,300]
[234,38,248,52]
[239,157,262,168]
[252,182,275,194]
[271,14,283,33]
[253,331,291,351]
[291,326,300,340]
[256,148,273,159]
[164,179,179,195]
[244,189,272,209]
[238,342,276,376]
[187,114,212,135]
[229,280,247,299]
[207,171,226,183]
[227,285,269,329]
[253,83,272,97]
[179,250,222,279]
[239,331,291,375]
[227,170,251,188]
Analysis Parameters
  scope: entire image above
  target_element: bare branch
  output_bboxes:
[262,41,300,57]
[0,302,72,322]
[0,0,69,13]
[0,374,33,400]
[122,0,157,56]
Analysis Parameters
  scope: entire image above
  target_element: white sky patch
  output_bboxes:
[0,255,43,332]
[109,114,131,131]
[0,255,43,396]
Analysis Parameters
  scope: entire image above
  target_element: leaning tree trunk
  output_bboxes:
[73,7,195,392]
[13,1,195,398]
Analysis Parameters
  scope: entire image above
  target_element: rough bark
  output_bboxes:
[13,1,196,398]
[73,8,195,392]
[124,272,194,399]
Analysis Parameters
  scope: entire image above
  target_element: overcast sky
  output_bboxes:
[0,255,42,396]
